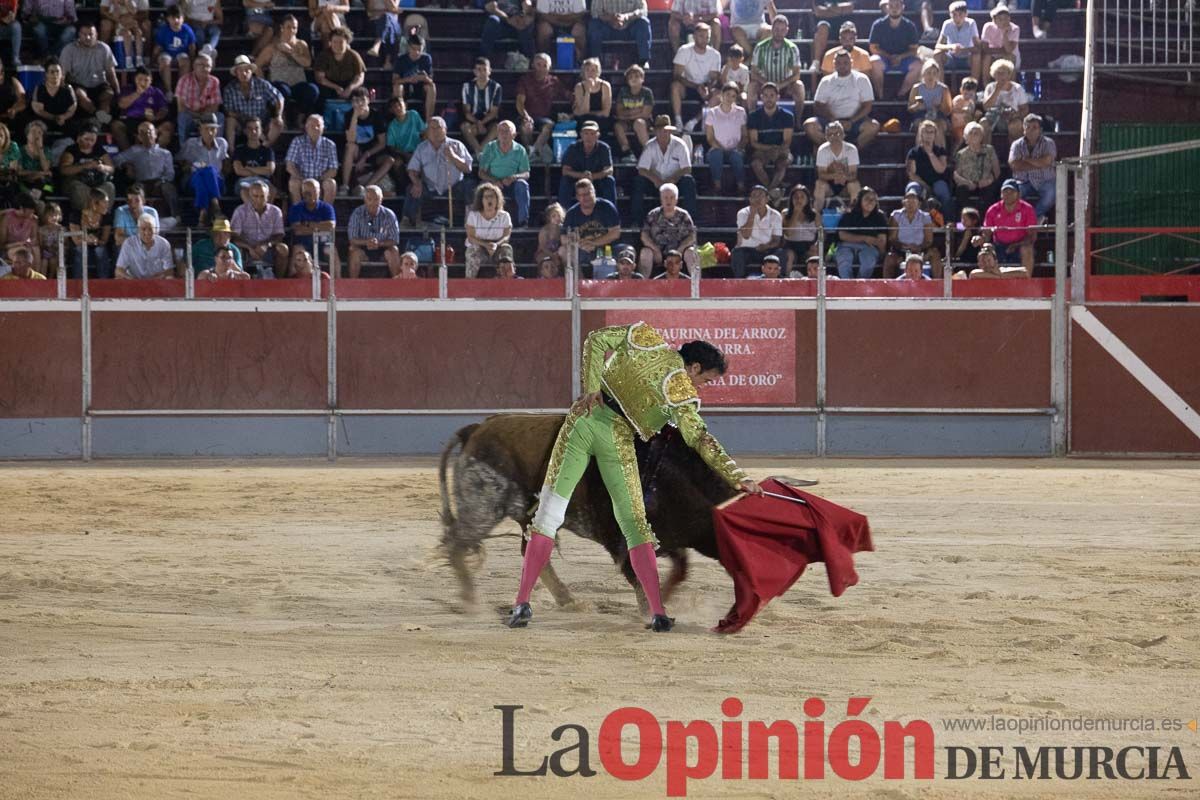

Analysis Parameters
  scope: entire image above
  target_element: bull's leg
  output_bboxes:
[661,550,690,602]
[444,455,526,609]
[539,560,576,607]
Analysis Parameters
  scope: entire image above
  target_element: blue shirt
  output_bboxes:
[113,204,159,239]
[287,200,336,245]
[392,52,433,80]
[564,199,620,252]
[155,23,197,58]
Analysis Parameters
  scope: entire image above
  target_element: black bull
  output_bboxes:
[438,413,743,612]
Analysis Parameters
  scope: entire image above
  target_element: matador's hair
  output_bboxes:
[679,341,728,375]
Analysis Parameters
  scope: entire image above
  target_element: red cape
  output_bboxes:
[712,478,874,633]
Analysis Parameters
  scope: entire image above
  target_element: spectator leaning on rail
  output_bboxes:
[632,115,697,226]
[1008,113,1057,224]
[0,247,46,280]
[115,213,175,279]
[588,0,652,69]
[560,177,621,278]
[969,240,1028,278]
[231,180,289,277]
[732,184,783,278]
[197,245,252,281]
[983,178,1036,275]
[190,217,244,275]
[608,245,644,280]
[479,120,532,228]
[347,184,403,278]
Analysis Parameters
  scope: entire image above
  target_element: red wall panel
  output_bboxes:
[826,310,1052,408]
[337,311,571,408]
[0,312,82,417]
[90,312,328,410]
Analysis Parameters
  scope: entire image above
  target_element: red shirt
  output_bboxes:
[984,198,1035,245]
[516,72,569,120]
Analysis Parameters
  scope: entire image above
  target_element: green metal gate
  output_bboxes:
[1095,124,1200,275]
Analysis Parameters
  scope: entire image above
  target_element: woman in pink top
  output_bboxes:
[704,82,748,194]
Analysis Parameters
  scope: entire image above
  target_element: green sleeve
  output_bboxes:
[672,403,748,490]
[581,325,630,394]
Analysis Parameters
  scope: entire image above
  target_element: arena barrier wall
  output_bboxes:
[1,276,1197,459]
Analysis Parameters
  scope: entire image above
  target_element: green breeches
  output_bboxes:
[532,404,658,549]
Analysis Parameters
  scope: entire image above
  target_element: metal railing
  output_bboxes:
[1098,0,1198,72]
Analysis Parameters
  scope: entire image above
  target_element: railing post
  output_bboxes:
[942,223,953,297]
[1052,162,1070,457]
[81,236,91,461]
[569,231,581,399]
[185,227,195,298]
[327,238,337,461]
[815,227,827,458]
[438,226,448,298]
[56,233,66,299]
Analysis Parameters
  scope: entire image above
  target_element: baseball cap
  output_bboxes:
[198,112,219,127]
[210,218,232,232]
[663,249,683,260]
[495,243,514,262]
[616,245,636,263]
[762,254,781,264]
[839,20,856,32]
[1001,178,1020,191]
[904,181,924,198]
[580,120,600,132]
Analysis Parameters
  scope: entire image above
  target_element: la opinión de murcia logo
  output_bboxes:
[494,699,1192,797]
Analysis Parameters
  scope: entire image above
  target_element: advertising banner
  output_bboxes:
[604,310,797,405]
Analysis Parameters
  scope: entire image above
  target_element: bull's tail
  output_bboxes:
[438,423,480,532]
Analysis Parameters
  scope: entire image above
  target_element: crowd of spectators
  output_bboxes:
[0,0,1066,282]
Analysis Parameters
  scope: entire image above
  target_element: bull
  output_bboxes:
[438,413,750,614]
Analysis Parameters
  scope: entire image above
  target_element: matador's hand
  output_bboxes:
[571,391,603,416]
[740,479,763,495]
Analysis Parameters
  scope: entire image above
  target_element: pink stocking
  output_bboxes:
[514,532,555,605]
[628,542,666,617]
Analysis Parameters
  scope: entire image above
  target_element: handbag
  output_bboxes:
[323,99,354,133]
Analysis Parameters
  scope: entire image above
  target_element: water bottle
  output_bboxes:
[693,144,704,165]
[1032,72,1043,101]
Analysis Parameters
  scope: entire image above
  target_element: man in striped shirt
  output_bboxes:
[347,185,403,278]
[460,57,502,157]
[1008,113,1056,221]
[747,15,804,114]
[587,0,652,68]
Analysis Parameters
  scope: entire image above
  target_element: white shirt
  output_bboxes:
[536,0,586,12]
[938,18,979,50]
[813,70,874,120]
[465,209,512,244]
[637,135,692,180]
[673,42,722,86]
[735,205,783,248]
[185,0,217,22]
[816,140,860,170]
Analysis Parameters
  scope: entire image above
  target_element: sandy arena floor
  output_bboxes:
[0,458,1198,799]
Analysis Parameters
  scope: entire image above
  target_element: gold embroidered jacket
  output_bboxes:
[582,322,748,489]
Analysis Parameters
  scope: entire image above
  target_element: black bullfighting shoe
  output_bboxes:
[650,614,675,632]
[505,603,533,628]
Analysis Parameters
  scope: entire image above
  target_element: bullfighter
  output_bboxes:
[506,321,762,632]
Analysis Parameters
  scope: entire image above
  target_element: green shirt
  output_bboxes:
[386,111,426,154]
[479,139,530,181]
[752,37,799,84]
